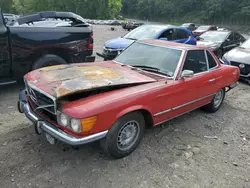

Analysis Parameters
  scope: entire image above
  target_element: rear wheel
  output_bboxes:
[32,54,67,70]
[100,112,145,159]
[201,88,225,113]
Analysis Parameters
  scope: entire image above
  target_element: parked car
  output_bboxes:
[18,40,239,158]
[109,20,121,25]
[193,25,217,37]
[122,21,144,31]
[97,25,197,60]
[197,31,245,58]
[222,38,250,83]
[181,23,197,31]
[3,13,19,26]
[0,11,94,85]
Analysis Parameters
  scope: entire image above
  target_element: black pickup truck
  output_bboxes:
[0,11,94,85]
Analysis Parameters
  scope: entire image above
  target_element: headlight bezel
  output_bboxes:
[57,112,70,127]
[70,118,82,133]
[56,111,96,133]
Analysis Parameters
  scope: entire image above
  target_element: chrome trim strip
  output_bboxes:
[153,93,215,117]
[103,46,123,51]
[154,109,172,117]
[0,80,16,86]
[204,50,209,71]
[240,73,250,78]
[22,102,107,146]
[40,123,108,146]
[155,101,211,126]
[22,101,40,123]
[173,50,186,80]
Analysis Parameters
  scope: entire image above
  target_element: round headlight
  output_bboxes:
[59,113,68,127]
[70,119,81,133]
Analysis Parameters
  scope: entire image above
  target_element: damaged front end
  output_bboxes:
[18,87,109,146]
[18,63,156,146]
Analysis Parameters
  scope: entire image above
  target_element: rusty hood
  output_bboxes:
[24,61,157,98]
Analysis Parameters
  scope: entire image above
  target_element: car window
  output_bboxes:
[206,51,218,69]
[234,32,243,41]
[176,29,189,40]
[210,26,217,31]
[182,50,208,74]
[159,29,175,40]
[228,33,234,41]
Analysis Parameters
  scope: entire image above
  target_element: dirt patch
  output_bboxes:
[1,25,250,188]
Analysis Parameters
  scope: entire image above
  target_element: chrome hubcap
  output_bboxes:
[117,120,140,151]
[214,90,223,108]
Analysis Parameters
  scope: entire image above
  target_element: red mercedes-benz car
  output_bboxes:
[18,40,239,158]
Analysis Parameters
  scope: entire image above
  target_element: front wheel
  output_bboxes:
[201,88,225,113]
[100,112,145,159]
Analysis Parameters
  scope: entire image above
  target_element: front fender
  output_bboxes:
[115,105,153,120]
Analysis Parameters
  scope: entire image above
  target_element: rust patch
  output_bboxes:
[38,65,126,97]
[41,65,122,84]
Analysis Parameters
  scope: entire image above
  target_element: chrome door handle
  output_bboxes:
[209,78,216,83]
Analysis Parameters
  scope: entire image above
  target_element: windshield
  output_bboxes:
[197,26,210,30]
[123,25,165,40]
[181,23,190,27]
[200,32,228,42]
[241,39,250,49]
[115,42,182,77]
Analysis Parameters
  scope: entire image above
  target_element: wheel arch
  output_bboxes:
[116,106,154,128]
[30,47,70,70]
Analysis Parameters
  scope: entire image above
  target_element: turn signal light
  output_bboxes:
[81,116,97,132]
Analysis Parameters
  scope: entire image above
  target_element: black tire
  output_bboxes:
[100,111,145,159]
[216,49,223,59]
[32,54,67,70]
[201,88,225,113]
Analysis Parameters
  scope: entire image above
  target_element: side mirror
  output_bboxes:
[196,36,201,41]
[226,38,230,42]
[181,70,194,78]
[159,37,168,41]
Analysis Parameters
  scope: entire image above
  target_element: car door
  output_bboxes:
[174,28,191,44]
[222,33,236,52]
[170,50,216,116]
[0,12,11,79]
[205,50,224,92]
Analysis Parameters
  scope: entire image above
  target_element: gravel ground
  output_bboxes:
[1,25,250,188]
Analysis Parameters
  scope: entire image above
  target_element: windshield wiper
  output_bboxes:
[125,37,137,40]
[131,65,173,77]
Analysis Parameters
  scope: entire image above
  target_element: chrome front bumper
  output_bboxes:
[18,91,107,146]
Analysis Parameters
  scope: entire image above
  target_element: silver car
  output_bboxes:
[222,38,250,83]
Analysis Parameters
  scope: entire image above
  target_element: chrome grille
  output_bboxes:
[27,85,56,114]
[231,61,250,76]
[103,47,119,56]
